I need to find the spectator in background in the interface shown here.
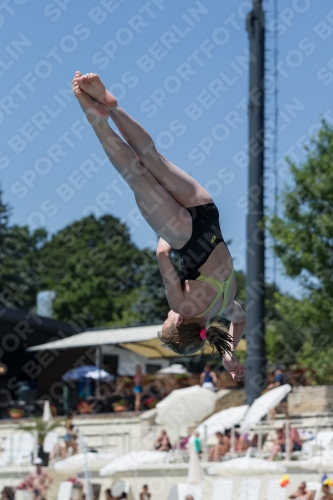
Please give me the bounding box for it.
[139,485,151,500]
[286,424,303,455]
[1,488,14,500]
[105,489,127,500]
[18,458,53,500]
[268,428,286,461]
[105,490,113,500]
[61,411,78,458]
[185,497,194,500]
[153,430,172,451]
[268,367,290,419]
[208,431,231,462]
[200,364,217,390]
[288,481,312,500]
[268,424,302,461]
[159,432,172,452]
[322,484,333,500]
[153,430,165,450]
[134,365,144,412]
[62,423,78,458]
[233,426,250,452]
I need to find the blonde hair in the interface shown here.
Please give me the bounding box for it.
[158,322,233,358]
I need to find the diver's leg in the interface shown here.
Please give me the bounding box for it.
[76,72,212,207]
[73,78,192,248]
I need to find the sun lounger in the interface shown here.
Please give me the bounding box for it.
[0,433,34,466]
[211,479,233,500]
[239,479,261,500]
[266,479,286,500]
[306,482,322,500]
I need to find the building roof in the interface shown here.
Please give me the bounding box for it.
[0,307,82,336]
[28,324,163,351]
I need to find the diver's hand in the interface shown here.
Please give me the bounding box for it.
[222,354,245,382]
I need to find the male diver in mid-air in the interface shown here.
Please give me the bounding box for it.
[72,72,246,381]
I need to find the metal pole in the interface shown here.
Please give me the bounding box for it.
[128,431,131,454]
[96,346,101,400]
[245,0,267,405]
[258,422,262,457]
[203,425,208,462]
[83,438,92,500]
[285,420,290,460]
[231,426,235,455]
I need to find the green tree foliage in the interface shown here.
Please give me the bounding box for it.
[132,261,169,323]
[0,189,47,309]
[266,122,333,384]
[36,215,155,327]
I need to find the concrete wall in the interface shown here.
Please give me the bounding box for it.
[288,385,333,415]
[213,385,333,416]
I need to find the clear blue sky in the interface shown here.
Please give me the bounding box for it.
[2,0,333,294]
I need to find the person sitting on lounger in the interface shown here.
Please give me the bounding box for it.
[208,431,231,462]
[289,482,313,500]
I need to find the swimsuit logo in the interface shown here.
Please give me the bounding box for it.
[211,235,216,243]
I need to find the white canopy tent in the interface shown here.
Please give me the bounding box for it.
[28,324,164,353]
[27,324,244,359]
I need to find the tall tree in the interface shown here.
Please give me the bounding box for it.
[37,215,154,327]
[266,122,333,384]
[0,189,47,310]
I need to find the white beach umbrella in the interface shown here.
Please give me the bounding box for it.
[208,457,287,476]
[140,408,157,421]
[301,451,333,472]
[195,405,249,438]
[156,385,216,427]
[42,400,52,423]
[100,451,168,476]
[187,441,204,485]
[54,453,117,475]
[158,364,190,375]
[240,385,292,432]
[84,369,114,381]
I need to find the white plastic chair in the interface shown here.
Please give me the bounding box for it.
[266,480,286,500]
[43,431,59,453]
[315,431,333,449]
[212,479,233,500]
[303,431,333,458]
[178,483,203,500]
[112,481,130,497]
[15,433,35,465]
[0,433,34,466]
[306,482,322,500]
[56,482,72,500]
[239,479,261,500]
[14,491,33,500]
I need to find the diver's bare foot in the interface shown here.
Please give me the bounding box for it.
[72,71,109,125]
[76,72,118,110]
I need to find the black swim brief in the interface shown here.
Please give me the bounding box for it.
[173,203,225,285]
